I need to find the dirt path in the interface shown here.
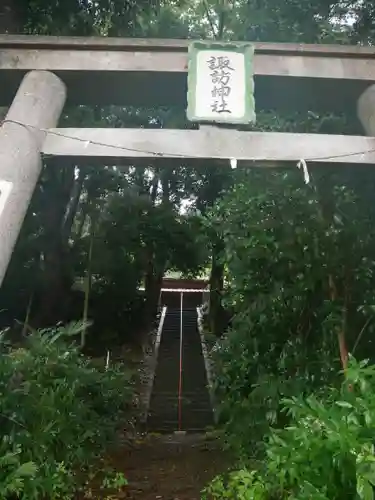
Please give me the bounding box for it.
[111,433,229,499]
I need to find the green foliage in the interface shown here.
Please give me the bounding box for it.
[209,166,375,458]
[0,323,133,499]
[3,0,159,36]
[204,358,375,500]
[3,6,375,500]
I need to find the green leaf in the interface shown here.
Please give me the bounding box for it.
[15,462,38,478]
[335,401,353,408]
[357,476,374,500]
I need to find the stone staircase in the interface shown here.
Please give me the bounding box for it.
[147,307,213,433]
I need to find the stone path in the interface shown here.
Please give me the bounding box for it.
[110,433,229,500]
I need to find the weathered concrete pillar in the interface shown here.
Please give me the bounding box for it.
[0,70,66,286]
[358,84,375,136]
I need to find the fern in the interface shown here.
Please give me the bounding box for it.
[0,323,132,498]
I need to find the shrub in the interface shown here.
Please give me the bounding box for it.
[204,357,375,500]
[0,322,133,499]
[211,317,338,460]
[210,169,375,461]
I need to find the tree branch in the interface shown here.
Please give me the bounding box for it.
[352,316,372,355]
[202,0,218,38]
[217,0,226,39]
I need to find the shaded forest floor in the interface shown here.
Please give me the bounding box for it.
[106,433,229,499]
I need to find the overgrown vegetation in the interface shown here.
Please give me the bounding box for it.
[209,165,375,454]
[0,322,132,498]
[205,358,375,500]
[2,0,375,498]
[204,122,375,497]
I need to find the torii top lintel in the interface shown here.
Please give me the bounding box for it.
[0,35,374,113]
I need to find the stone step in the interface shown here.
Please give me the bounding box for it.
[151,381,209,391]
[147,308,213,432]
[151,385,210,396]
[147,419,212,433]
[148,391,211,400]
[149,391,211,398]
[147,413,213,432]
[149,409,212,418]
[149,399,212,410]
[149,410,212,419]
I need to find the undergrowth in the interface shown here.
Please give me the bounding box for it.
[204,357,375,500]
[0,322,133,499]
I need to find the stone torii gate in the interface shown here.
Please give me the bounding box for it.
[1,35,375,285]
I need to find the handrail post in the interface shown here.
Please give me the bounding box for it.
[178,290,184,431]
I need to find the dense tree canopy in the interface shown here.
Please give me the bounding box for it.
[0,0,374,342]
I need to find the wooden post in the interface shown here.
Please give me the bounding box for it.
[0,70,66,286]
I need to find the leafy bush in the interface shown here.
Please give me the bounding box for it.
[211,319,338,460]
[205,358,375,500]
[209,168,375,459]
[0,322,133,499]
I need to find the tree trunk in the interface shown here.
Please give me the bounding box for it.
[34,166,76,325]
[82,216,96,348]
[315,169,349,373]
[143,265,163,327]
[142,168,168,328]
[62,167,85,244]
[209,236,225,336]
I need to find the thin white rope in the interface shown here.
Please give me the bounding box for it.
[297,158,310,184]
[2,119,375,164]
[230,158,237,169]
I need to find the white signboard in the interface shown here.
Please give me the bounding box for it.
[187,42,255,125]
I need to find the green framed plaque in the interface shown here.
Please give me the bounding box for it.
[186,41,255,125]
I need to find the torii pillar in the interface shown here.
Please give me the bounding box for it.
[0,70,66,286]
[358,84,375,136]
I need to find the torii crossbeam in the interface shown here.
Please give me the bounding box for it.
[1,35,375,285]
